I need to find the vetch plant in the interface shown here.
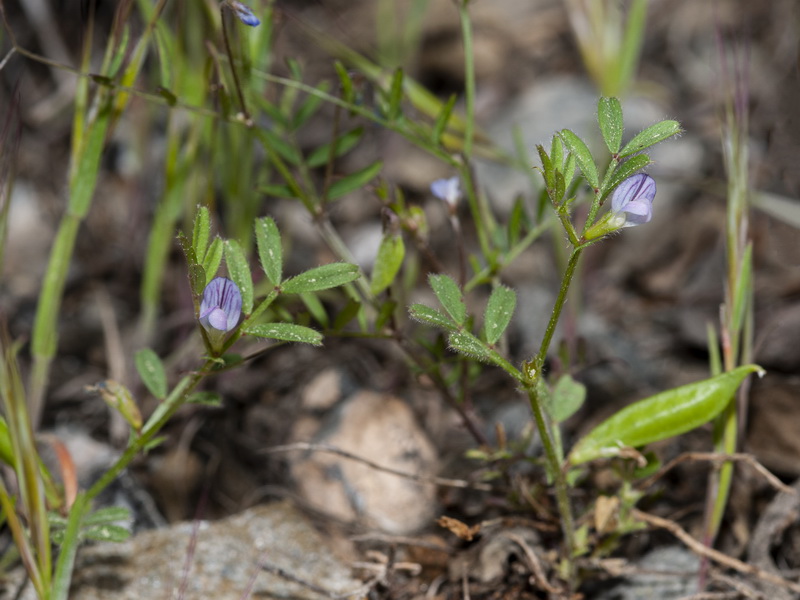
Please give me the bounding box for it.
[410,96,759,589]
[0,0,775,594]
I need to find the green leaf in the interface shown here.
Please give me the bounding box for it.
[189,264,206,297]
[507,197,527,247]
[244,322,323,346]
[600,154,652,200]
[408,303,457,331]
[306,127,364,168]
[300,292,329,328]
[549,375,587,423]
[568,365,764,465]
[84,506,131,526]
[483,285,516,345]
[559,129,599,189]
[731,243,753,337]
[192,206,211,263]
[387,67,404,121]
[255,217,282,286]
[333,299,362,332]
[0,417,14,467]
[260,128,302,166]
[224,240,254,315]
[83,524,131,543]
[177,231,196,266]
[550,134,565,171]
[619,119,682,158]
[536,144,555,192]
[334,60,354,104]
[375,299,397,331]
[202,237,224,282]
[597,97,624,154]
[258,183,296,198]
[292,81,329,129]
[281,263,360,294]
[563,153,577,190]
[134,348,167,399]
[370,233,405,295]
[431,94,457,144]
[186,391,224,406]
[429,274,466,326]
[448,331,492,362]
[327,161,383,200]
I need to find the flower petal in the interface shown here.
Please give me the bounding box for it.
[611,173,656,213]
[430,177,461,206]
[207,308,229,331]
[199,277,242,333]
[230,1,260,26]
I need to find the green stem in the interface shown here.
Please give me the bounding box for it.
[457,2,475,158]
[522,247,583,586]
[85,360,213,501]
[527,384,576,579]
[535,248,583,371]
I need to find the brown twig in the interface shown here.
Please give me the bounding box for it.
[637,452,794,495]
[632,509,800,595]
[263,442,492,491]
[503,531,562,595]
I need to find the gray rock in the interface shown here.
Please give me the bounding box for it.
[62,501,360,600]
[594,546,699,600]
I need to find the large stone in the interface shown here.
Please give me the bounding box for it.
[53,501,359,600]
[290,390,439,534]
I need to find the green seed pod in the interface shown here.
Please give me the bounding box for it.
[569,364,763,465]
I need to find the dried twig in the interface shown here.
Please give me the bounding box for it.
[633,509,800,594]
[503,531,562,595]
[263,442,493,491]
[638,452,794,495]
[708,567,764,599]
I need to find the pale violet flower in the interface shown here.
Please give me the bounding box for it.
[430,177,461,209]
[200,277,242,333]
[228,1,260,26]
[609,173,656,228]
[583,173,657,241]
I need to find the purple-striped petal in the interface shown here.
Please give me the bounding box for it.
[611,173,656,227]
[200,277,242,332]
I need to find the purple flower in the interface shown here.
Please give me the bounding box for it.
[610,173,656,228]
[199,277,242,333]
[430,177,461,209]
[228,1,260,27]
